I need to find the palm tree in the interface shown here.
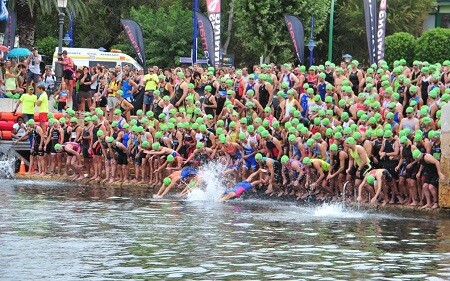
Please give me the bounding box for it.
[9,0,88,48]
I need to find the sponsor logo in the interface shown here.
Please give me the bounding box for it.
[197,19,210,60]
[287,21,299,55]
[209,13,220,64]
[377,0,387,61]
[367,0,377,63]
[124,25,144,65]
[207,0,221,13]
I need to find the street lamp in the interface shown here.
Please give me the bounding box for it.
[342,54,352,63]
[306,39,316,67]
[63,33,72,46]
[55,0,68,89]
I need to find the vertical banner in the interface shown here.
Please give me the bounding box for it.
[0,0,8,21]
[284,14,305,64]
[363,0,378,64]
[206,0,221,65]
[195,12,215,66]
[3,9,16,49]
[377,0,387,62]
[120,19,147,70]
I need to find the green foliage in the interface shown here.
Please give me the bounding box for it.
[233,0,331,65]
[384,32,416,66]
[9,0,89,19]
[333,0,435,65]
[35,36,58,62]
[129,1,193,66]
[110,43,134,56]
[415,28,450,64]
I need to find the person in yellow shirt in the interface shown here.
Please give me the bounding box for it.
[143,67,159,113]
[13,86,37,122]
[36,84,49,133]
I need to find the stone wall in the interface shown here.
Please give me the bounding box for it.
[440,103,450,208]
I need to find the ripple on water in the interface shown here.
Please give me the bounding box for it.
[1,179,450,280]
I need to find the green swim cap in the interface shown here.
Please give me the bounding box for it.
[412,149,422,159]
[106,136,114,143]
[281,155,289,164]
[54,143,62,151]
[96,130,104,137]
[141,141,150,148]
[330,143,338,151]
[366,175,375,185]
[302,157,311,165]
[163,177,172,186]
[345,137,355,145]
[152,142,161,150]
[255,153,263,161]
[288,134,297,142]
[167,154,175,162]
[196,142,204,149]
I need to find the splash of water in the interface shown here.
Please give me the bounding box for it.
[186,161,227,202]
[0,154,16,179]
[311,202,366,219]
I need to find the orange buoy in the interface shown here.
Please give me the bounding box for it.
[0,121,13,131]
[53,112,63,119]
[1,112,22,122]
[1,130,12,140]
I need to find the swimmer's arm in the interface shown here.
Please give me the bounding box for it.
[314,162,325,184]
[155,161,168,172]
[358,146,368,167]
[184,150,197,163]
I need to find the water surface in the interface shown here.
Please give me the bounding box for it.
[1,180,449,280]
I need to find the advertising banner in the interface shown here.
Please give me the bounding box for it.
[120,19,147,70]
[284,14,305,64]
[206,0,221,65]
[196,12,216,66]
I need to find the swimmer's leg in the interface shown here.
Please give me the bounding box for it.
[220,192,236,202]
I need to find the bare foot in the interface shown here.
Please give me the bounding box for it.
[382,201,388,207]
[431,203,438,209]
[153,194,162,199]
[277,191,284,197]
[409,201,418,206]
[75,175,85,181]
[420,204,431,209]
[265,189,273,194]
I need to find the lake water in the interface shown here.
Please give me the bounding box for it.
[0,179,449,280]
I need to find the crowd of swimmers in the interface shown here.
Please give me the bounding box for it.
[12,58,450,208]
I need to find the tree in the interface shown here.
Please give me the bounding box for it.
[35,36,58,63]
[332,0,435,65]
[9,0,88,48]
[233,0,331,65]
[128,1,193,66]
[415,28,450,64]
[384,32,416,66]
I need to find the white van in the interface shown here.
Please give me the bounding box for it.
[52,47,143,70]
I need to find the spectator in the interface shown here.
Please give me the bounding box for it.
[143,67,158,113]
[25,47,42,93]
[12,116,26,141]
[13,86,37,122]
[36,84,49,132]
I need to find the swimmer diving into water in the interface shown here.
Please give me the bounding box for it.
[220,170,263,202]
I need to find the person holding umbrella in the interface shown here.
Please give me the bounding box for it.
[25,47,42,93]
